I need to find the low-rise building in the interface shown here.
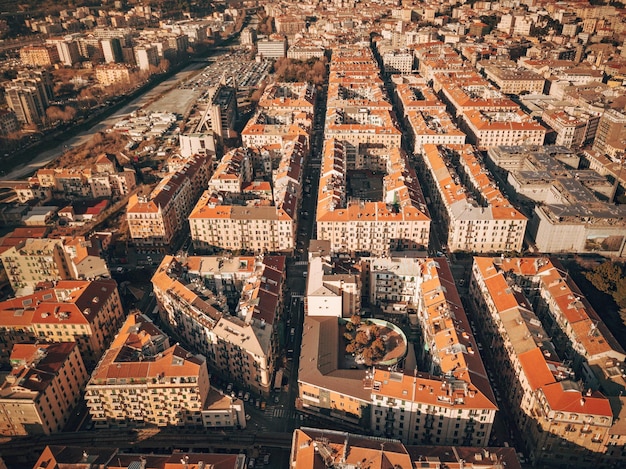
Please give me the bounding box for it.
[305,256,360,318]
[0,342,88,436]
[486,145,626,257]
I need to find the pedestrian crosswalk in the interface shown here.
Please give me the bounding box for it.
[265,406,294,419]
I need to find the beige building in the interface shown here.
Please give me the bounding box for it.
[127,154,211,252]
[95,64,132,87]
[258,82,316,114]
[34,159,136,200]
[406,109,466,153]
[152,255,286,396]
[542,109,590,148]
[19,45,60,66]
[0,342,88,436]
[324,108,402,150]
[195,83,238,142]
[85,312,245,429]
[419,144,527,253]
[391,74,446,120]
[0,238,73,294]
[298,257,497,446]
[316,140,430,255]
[189,137,306,254]
[592,109,626,159]
[482,62,545,95]
[435,71,519,118]
[0,279,124,368]
[470,257,626,468]
[460,108,546,150]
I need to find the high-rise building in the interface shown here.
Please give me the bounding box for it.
[6,84,47,125]
[134,45,159,71]
[101,37,123,63]
[593,109,626,158]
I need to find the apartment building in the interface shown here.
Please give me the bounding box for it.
[207,147,253,195]
[391,75,446,120]
[189,135,306,254]
[178,133,216,158]
[486,145,626,257]
[324,108,402,151]
[542,109,590,148]
[460,109,546,150]
[19,45,60,66]
[363,256,422,315]
[0,342,88,436]
[470,257,626,468]
[406,109,466,153]
[95,64,131,86]
[195,83,238,141]
[134,45,159,71]
[413,42,465,81]
[0,238,73,294]
[481,62,545,95]
[316,140,430,255]
[298,257,496,446]
[85,312,245,429]
[33,448,245,469]
[34,163,136,200]
[258,82,316,114]
[0,279,124,368]
[419,144,526,253]
[435,71,518,118]
[152,255,285,395]
[274,16,306,36]
[382,49,414,75]
[127,154,211,252]
[290,428,522,469]
[0,109,19,136]
[241,109,311,148]
[326,81,391,112]
[592,109,626,159]
[287,42,325,60]
[5,83,47,126]
[189,196,296,253]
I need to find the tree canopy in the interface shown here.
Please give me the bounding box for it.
[585,261,626,309]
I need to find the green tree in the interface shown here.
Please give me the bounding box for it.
[585,261,623,293]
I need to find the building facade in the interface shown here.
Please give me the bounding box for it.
[0,342,88,436]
